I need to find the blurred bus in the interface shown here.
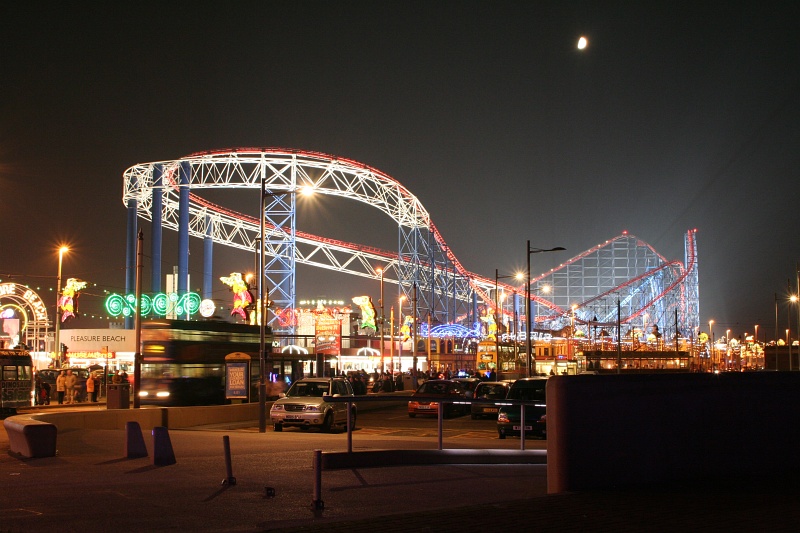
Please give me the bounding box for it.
[139,320,271,406]
[0,348,34,413]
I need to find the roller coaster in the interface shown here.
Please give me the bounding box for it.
[122,148,699,341]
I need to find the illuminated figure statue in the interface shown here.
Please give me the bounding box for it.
[59,278,87,323]
[480,309,497,341]
[351,296,377,331]
[219,272,253,322]
[400,315,415,342]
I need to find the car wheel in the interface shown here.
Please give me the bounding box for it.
[273,423,283,432]
[322,412,334,433]
[498,430,506,439]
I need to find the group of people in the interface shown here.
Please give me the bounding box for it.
[51,369,100,404]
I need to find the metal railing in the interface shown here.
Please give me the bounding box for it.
[324,393,545,452]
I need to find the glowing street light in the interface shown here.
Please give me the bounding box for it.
[708,319,714,371]
[258,180,315,433]
[54,246,69,366]
[525,242,566,377]
[494,269,518,379]
[376,267,385,372]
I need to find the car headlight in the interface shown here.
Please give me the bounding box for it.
[304,405,321,412]
[271,404,284,411]
[156,391,170,398]
[138,391,149,397]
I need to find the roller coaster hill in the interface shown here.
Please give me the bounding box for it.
[122,148,701,372]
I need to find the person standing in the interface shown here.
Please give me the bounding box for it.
[86,372,97,402]
[56,370,66,404]
[64,369,77,404]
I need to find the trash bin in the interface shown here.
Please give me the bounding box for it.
[107,383,130,409]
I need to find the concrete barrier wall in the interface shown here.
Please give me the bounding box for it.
[32,403,261,431]
[546,372,800,493]
[27,393,400,433]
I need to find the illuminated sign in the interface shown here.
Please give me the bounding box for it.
[199,299,216,318]
[60,329,136,352]
[315,311,341,354]
[0,283,48,323]
[104,292,201,318]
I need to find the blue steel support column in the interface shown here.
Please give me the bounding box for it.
[125,196,138,329]
[178,161,191,294]
[471,290,478,331]
[203,214,213,300]
[151,165,163,293]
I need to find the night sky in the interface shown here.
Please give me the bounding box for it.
[2,2,799,340]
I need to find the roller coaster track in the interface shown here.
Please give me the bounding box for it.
[123,148,698,338]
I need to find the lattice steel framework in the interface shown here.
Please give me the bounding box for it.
[122,148,699,338]
[527,230,699,341]
[123,148,487,330]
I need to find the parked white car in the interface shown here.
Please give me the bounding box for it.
[270,377,357,432]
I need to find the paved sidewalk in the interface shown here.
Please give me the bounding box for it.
[2,409,799,532]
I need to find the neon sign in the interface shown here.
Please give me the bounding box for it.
[104,292,201,318]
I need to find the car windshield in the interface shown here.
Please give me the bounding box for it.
[287,381,329,397]
[507,384,545,402]
[476,384,508,399]
[418,381,454,394]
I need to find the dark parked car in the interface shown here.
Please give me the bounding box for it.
[408,379,469,418]
[497,377,547,439]
[451,377,481,398]
[470,381,513,419]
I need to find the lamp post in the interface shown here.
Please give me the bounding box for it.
[526,243,565,377]
[398,295,406,370]
[377,267,385,373]
[791,294,798,371]
[726,329,731,371]
[257,181,314,432]
[708,319,714,372]
[494,269,518,378]
[54,246,68,367]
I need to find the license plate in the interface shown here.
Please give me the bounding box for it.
[482,407,498,413]
[418,405,433,409]
[513,425,532,431]
[285,415,302,420]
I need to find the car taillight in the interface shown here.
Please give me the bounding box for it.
[498,412,509,423]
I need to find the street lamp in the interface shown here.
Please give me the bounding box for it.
[708,319,714,371]
[258,180,315,433]
[525,242,565,377]
[726,329,731,371]
[398,295,406,364]
[494,269,518,378]
[377,267,385,372]
[791,295,798,371]
[54,246,68,367]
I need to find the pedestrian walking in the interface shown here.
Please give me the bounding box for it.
[86,372,98,402]
[40,378,51,405]
[65,369,77,404]
[56,370,66,404]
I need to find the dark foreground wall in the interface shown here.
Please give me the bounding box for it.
[547,372,800,493]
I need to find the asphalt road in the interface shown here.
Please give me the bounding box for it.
[0,404,547,532]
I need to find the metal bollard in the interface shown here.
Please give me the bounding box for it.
[222,435,236,485]
[312,449,324,511]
